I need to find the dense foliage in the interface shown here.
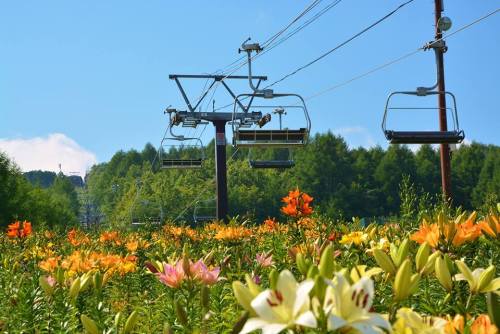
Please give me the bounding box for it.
[0,151,80,228]
[84,133,500,226]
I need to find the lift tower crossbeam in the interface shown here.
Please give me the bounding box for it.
[168,74,267,222]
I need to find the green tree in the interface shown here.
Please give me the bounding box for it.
[451,143,487,209]
[375,145,416,215]
[472,147,500,208]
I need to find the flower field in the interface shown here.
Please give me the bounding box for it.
[1,190,500,333]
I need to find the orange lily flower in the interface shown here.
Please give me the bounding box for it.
[479,214,500,238]
[410,221,439,248]
[471,315,498,334]
[6,220,32,238]
[452,218,482,246]
[281,188,314,217]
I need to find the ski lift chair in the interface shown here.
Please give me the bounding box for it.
[382,91,465,144]
[232,95,310,169]
[233,38,311,169]
[193,198,216,224]
[131,199,164,226]
[160,131,205,169]
[232,98,310,147]
[381,38,465,145]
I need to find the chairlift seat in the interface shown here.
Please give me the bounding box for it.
[249,160,295,169]
[384,130,464,144]
[161,159,203,169]
[234,128,307,147]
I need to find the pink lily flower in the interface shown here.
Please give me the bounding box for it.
[156,260,185,288]
[256,252,274,268]
[190,259,221,285]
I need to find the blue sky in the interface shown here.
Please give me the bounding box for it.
[1,1,498,175]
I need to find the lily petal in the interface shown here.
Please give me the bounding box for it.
[327,313,348,331]
[295,311,317,328]
[276,270,298,313]
[293,280,314,316]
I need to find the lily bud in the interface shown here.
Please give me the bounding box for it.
[313,274,327,302]
[81,314,99,334]
[79,272,92,293]
[203,250,215,265]
[477,265,496,293]
[244,274,261,296]
[390,243,398,266]
[422,251,441,276]
[444,254,454,275]
[296,253,308,275]
[56,267,65,285]
[182,243,190,258]
[416,242,430,273]
[269,269,279,290]
[39,276,54,296]
[395,239,410,268]
[123,310,139,334]
[368,225,377,240]
[373,249,396,275]
[454,212,467,225]
[409,274,420,295]
[319,245,335,279]
[175,299,189,326]
[69,277,81,302]
[93,271,103,293]
[394,259,412,301]
[232,281,255,315]
[437,211,446,231]
[201,285,210,309]
[114,311,123,329]
[487,292,500,328]
[182,257,191,277]
[307,265,319,279]
[435,256,453,291]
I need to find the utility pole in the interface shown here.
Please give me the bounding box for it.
[434,0,452,201]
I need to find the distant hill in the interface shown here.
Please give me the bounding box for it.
[24,170,84,188]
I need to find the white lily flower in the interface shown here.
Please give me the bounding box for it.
[455,261,500,294]
[322,273,391,334]
[240,270,317,334]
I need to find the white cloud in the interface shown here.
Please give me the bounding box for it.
[332,126,376,148]
[0,133,97,177]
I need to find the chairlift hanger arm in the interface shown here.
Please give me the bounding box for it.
[239,39,274,97]
[417,39,447,95]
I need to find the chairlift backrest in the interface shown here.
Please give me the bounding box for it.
[382,91,464,145]
[193,198,216,223]
[232,93,311,148]
[160,136,205,169]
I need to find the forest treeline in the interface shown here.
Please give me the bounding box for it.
[1,132,498,228]
[84,132,499,226]
[0,152,80,228]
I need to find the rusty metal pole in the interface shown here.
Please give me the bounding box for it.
[434,0,452,201]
